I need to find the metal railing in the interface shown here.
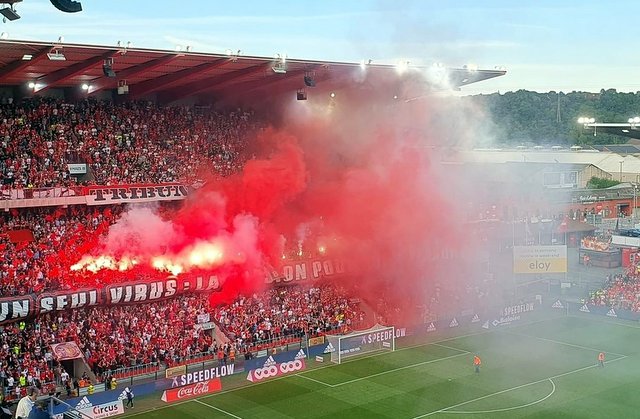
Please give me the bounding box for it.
[103,362,160,381]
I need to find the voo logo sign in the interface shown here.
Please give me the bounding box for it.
[247,359,306,382]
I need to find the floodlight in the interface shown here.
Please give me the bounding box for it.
[396,61,409,74]
[272,63,286,74]
[578,117,594,124]
[0,32,8,40]
[47,51,66,61]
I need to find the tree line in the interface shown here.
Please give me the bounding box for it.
[465,89,640,146]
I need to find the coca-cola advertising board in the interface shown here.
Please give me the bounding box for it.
[160,378,222,403]
[246,359,306,383]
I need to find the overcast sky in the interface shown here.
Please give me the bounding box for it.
[3,0,638,94]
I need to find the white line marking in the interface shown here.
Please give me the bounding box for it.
[332,352,470,388]
[569,314,640,330]
[194,399,243,419]
[295,374,332,387]
[413,356,627,418]
[445,378,556,414]
[503,331,628,358]
[430,343,469,353]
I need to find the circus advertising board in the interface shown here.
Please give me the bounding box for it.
[513,245,567,274]
[78,400,125,419]
[246,359,306,382]
[265,259,346,284]
[0,274,220,325]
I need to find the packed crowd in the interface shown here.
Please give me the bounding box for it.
[590,273,640,312]
[214,283,366,352]
[0,294,219,396]
[0,98,257,188]
[0,282,367,399]
[0,205,125,295]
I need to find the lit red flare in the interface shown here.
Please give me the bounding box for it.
[70,240,230,276]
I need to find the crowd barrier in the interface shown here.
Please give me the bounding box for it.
[108,362,161,381]
[550,298,640,321]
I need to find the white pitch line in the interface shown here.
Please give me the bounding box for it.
[194,399,243,419]
[445,378,556,414]
[504,331,628,358]
[295,374,333,387]
[332,352,469,388]
[430,343,470,354]
[413,356,627,418]
[569,314,640,330]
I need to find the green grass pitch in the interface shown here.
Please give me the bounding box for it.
[122,314,640,418]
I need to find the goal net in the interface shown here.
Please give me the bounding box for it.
[326,324,395,364]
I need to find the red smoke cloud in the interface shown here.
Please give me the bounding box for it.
[74,90,476,322]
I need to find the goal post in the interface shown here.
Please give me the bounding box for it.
[326,324,395,364]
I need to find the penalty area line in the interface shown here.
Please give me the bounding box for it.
[295,374,333,387]
[501,331,628,358]
[333,352,469,388]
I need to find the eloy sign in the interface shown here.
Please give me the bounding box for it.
[513,245,567,274]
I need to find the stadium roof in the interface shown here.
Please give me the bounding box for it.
[0,39,506,103]
[455,149,640,176]
[581,123,640,140]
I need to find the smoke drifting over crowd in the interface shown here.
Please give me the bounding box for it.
[72,81,479,321]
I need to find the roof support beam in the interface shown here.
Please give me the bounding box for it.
[129,59,228,99]
[88,54,179,95]
[0,48,50,83]
[34,50,117,93]
[160,64,269,103]
[215,65,324,97]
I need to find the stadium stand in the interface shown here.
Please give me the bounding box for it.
[0,99,375,404]
[0,98,256,189]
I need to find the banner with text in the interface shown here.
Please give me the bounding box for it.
[85,184,188,206]
[0,274,220,325]
[67,163,87,175]
[265,259,347,284]
[513,245,567,274]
